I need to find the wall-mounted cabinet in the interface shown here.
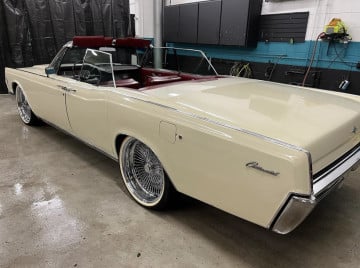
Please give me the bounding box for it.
[198,0,221,45]
[219,0,263,46]
[219,0,249,46]
[164,5,180,42]
[163,0,263,47]
[179,3,199,43]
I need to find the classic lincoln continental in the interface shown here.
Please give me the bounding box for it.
[5,36,360,234]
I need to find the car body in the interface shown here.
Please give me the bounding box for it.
[5,36,360,234]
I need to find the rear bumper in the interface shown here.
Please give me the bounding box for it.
[271,145,360,234]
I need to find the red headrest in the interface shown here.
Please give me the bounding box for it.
[73,36,113,48]
[73,36,151,49]
[115,38,151,48]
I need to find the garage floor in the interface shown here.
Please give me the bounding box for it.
[1,94,360,268]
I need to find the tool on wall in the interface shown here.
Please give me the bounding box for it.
[322,18,354,91]
[339,79,350,91]
[339,69,352,91]
[322,18,352,55]
[230,62,253,78]
[265,55,285,81]
[324,18,347,37]
[302,18,353,88]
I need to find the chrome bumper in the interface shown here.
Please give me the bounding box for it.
[271,145,360,234]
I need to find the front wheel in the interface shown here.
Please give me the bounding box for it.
[15,86,40,125]
[119,137,174,210]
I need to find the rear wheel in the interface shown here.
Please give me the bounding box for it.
[15,85,40,125]
[119,137,173,210]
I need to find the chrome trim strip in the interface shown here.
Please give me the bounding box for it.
[313,146,360,197]
[121,94,310,152]
[17,69,48,78]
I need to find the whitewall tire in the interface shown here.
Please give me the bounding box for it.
[119,137,173,210]
[15,86,40,125]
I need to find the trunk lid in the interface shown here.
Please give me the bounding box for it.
[147,78,360,173]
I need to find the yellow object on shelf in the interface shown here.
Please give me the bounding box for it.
[324,18,347,35]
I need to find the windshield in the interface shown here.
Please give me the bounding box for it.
[142,47,218,76]
[79,49,114,86]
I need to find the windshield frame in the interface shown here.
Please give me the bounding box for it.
[142,46,219,76]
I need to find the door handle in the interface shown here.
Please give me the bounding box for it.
[57,85,68,91]
[57,85,76,93]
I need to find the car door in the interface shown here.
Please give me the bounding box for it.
[65,49,114,153]
[25,47,71,131]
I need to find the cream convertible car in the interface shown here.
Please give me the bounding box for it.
[5,36,360,234]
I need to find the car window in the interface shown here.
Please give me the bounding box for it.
[56,48,87,77]
[61,48,87,65]
[49,47,67,73]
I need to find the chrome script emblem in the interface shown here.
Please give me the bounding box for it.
[352,127,358,134]
[246,162,280,176]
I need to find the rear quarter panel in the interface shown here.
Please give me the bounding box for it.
[106,89,312,228]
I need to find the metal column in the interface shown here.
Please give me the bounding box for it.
[154,0,163,69]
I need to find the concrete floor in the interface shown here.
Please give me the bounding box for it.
[0,94,360,268]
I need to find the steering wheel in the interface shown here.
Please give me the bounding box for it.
[79,65,102,85]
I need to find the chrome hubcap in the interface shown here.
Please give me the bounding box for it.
[16,87,31,124]
[121,138,165,205]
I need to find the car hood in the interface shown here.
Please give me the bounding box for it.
[146,77,360,173]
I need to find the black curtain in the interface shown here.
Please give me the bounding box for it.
[0,0,131,93]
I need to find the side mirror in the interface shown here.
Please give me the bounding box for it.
[45,67,55,77]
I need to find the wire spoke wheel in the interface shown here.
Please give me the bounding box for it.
[120,137,166,207]
[16,86,32,124]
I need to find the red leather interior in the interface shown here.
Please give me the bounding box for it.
[102,79,140,89]
[115,79,140,89]
[140,68,217,88]
[145,75,181,86]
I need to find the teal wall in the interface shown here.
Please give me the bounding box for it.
[167,41,360,72]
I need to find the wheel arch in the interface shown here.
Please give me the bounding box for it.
[11,80,24,95]
[11,82,18,94]
[114,132,179,192]
[12,81,33,109]
[12,81,25,96]
[115,134,128,156]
